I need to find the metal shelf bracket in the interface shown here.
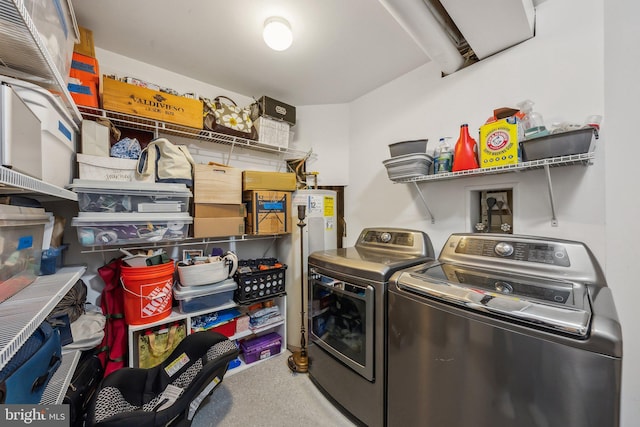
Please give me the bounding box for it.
[412,181,435,224]
[544,164,558,227]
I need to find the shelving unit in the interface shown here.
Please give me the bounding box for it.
[79,107,311,161]
[127,296,287,375]
[391,152,595,225]
[0,0,82,124]
[0,266,86,403]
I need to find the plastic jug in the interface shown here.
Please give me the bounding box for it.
[452,124,479,171]
[434,138,453,174]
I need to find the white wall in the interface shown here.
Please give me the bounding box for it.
[347,0,605,254]
[604,0,640,425]
[293,104,350,186]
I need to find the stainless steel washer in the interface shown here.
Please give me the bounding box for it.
[388,233,623,427]
[308,228,435,427]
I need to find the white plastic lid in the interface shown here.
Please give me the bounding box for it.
[68,179,192,196]
[173,278,238,300]
[71,212,193,226]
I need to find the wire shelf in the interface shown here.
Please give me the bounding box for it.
[0,0,82,123]
[40,350,80,404]
[0,166,78,200]
[0,266,86,371]
[390,152,595,183]
[79,107,312,160]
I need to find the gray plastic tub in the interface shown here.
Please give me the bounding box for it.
[383,153,433,181]
[520,128,597,161]
[388,139,428,157]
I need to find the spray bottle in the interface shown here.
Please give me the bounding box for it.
[433,137,453,174]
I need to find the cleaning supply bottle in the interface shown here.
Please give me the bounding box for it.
[434,137,453,174]
[452,124,479,171]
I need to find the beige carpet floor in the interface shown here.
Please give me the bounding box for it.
[192,351,357,426]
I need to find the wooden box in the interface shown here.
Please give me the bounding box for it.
[193,164,242,204]
[102,77,203,129]
[242,170,297,191]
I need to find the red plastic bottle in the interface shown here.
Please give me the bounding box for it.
[452,124,479,171]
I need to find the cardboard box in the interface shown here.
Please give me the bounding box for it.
[194,204,246,218]
[479,118,519,168]
[194,217,245,238]
[102,77,203,129]
[68,80,98,108]
[74,26,96,58]
[244,190,292,234]
[81,120,110,157]
[243,170,297,191]
[194,163,242,204]
[70,52,99,85]
[256,96,296,125]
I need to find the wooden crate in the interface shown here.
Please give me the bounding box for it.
[193,163,242,204]
[102,77,203,129]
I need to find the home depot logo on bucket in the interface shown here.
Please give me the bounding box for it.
[139,280,173,318]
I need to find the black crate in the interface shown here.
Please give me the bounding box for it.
[233,258,287,304]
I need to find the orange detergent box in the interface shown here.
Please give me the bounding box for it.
[479,118,520,167]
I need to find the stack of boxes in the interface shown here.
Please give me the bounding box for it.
[68,26,99,108]
[193,163,245,238]
[242,170,297,234]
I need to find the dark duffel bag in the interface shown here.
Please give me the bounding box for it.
[0,321,62,404]
[64,354,104,427]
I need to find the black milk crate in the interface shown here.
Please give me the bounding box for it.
[233,258,287,304]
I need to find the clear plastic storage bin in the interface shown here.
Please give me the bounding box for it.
[173,279,238,314]
[68,179,192,213]
[71,212,192,246]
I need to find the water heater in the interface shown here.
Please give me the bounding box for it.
[278,189,337,350]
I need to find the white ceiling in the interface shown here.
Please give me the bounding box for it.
[70,0,430,106]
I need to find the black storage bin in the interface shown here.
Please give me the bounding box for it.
[233,258,287,304]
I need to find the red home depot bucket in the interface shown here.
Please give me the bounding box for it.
[121,261,175,325]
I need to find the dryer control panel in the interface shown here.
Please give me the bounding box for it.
[455,237,570,267]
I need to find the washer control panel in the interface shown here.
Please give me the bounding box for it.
[455,237,570,267]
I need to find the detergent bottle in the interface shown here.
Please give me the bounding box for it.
[452,124,479,172]
[433,137,453,174]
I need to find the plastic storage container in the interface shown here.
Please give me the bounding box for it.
[388,139,428,157]
[240,332,282,364]
[382,153,433,181]
[233,259,287,304]
[71,212,192,246]
[76,153,153,182]
[68,179,192,213]
[0,206,49,294]
[520,128,597,161]
[1,75,79,188]
[173,279,238,314]
[23,0,80,82]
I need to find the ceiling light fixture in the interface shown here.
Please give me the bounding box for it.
[263,17,293,51]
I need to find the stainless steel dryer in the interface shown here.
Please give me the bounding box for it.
[308,228,435,427]
[388,233,623,427]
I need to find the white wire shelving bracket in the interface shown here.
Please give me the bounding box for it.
[392,152,595,225]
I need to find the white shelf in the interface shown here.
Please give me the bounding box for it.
[40,350,80,404]
[393,152,595,226]
[80,233,284,254]
[0,266,86,371]
[80,107,311,159]
[390,152,595,183]
[0,0,82,123]
[0,166,78,201]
